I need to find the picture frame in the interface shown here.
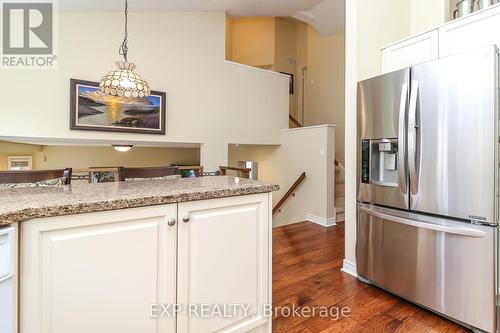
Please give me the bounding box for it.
[280,72,294,95]
[70,79,166,134]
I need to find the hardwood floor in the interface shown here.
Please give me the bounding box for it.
[272,222,470,333]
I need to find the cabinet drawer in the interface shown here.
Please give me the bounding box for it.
[356,205,495,332]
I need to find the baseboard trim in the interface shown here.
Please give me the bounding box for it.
[341,259,357,278]
[305,213,336,227]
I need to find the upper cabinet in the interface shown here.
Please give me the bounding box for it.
[439,5,500,57]
[381,4,500,72]
[382,30,439,74]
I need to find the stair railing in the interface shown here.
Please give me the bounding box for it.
[273,172,306,215]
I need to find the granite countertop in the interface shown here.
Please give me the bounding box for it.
[0,176,279,226]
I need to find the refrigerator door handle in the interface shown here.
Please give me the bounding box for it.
[408,80,419,195]
[397,83,408,195]
[359,206,486,238]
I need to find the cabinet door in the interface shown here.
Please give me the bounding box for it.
[0,224,18,333]
[439,6,500,57]
[177,193,271,333]
[381,30,439,73]
[21,205,177,333]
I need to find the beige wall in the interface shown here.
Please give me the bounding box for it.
[295,22,309,122]
[0,12,289,172]
[274,18,301,118]
[409,0,446,35]
[225,17,233,60]
[0,142,43,170]
[227,17,346,164]
[0,142,199,171]
[305,27,345,165]
[33,146,199,170]
[228,125,336,227]
[228,17,276,67]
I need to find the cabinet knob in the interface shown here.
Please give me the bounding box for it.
[167,218,176,226]
[182,216,190,223]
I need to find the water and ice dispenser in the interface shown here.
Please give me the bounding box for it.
[361,139,399,187]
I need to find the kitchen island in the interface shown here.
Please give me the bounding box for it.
[0,176,278,333]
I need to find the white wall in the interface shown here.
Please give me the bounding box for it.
[409,0,446,35]
[0,12,288,171]
[344,0,415,274]
[344,0,358,272]
[228,125,336,227]
[357,0,410,80]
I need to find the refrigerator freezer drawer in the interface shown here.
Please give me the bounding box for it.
[356,204,496,332]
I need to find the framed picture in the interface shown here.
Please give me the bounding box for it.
[280,72,294,95]
[70,79,166,134]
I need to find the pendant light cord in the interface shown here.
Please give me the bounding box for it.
[118,0,129,62]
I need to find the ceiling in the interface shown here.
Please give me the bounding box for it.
[57,0,345,35]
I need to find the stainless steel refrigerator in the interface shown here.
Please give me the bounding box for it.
[356,46,499,333]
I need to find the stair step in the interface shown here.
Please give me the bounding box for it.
[335,179,344,184]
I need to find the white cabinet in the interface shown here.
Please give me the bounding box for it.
[20,194,272,333]
[0,224,18,333]
[381,30,439,73]
[177,193,271,333]
[382,4,500,71]
[21,205,178,333]
[439,5,500,57]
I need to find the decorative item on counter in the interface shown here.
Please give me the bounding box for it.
[454,0,475,19]
[477,0,498,10]
[98,0,150,98]
[454,0,499,19]
[70,79,166,134]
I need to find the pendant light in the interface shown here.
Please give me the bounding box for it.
[99,0,150,98]
[112,145,133,152]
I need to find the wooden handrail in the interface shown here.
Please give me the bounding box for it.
[273,172,306,215]
[289,114,303,128]
[219,166,252,179]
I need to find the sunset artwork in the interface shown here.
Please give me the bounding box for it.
[70,79,166,134]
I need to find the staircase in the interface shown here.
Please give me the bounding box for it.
[335,163,345,223]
